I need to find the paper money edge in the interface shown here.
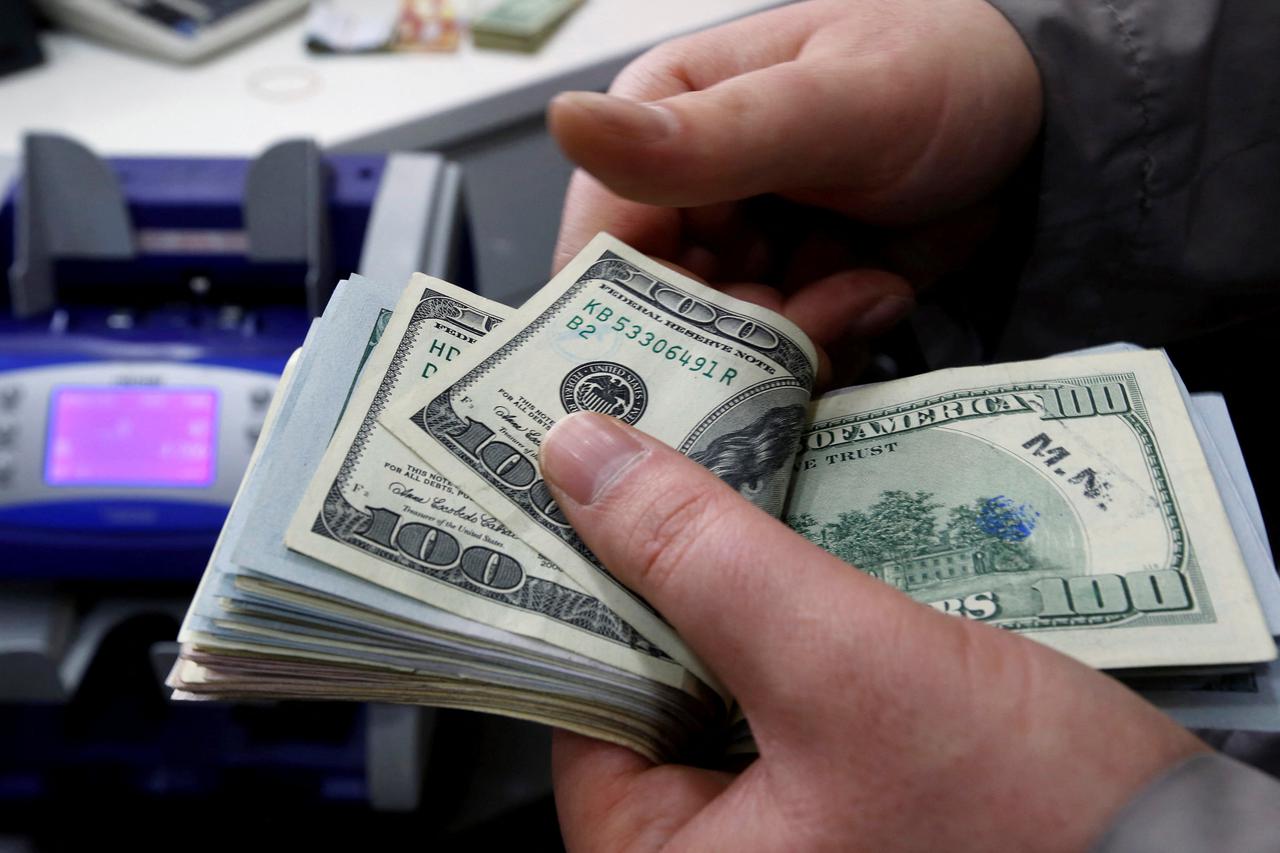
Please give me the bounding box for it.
[284,274,704,694]
[801,349,1276,669]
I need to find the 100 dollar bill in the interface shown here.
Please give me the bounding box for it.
[380,234,819,689]
[283,276,710,695]
[787,350,1276,669]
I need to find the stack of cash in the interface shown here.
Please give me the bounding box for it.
[171,234,1280,762]
[470,0,583,52]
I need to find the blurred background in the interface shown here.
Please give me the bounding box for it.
[0,1,787,848]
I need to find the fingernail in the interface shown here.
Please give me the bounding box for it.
[551,91,675,142]
[541,412,647,505]
[848,294,914,338]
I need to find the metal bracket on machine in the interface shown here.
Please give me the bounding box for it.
[357,152,465,287]
[244,138,334,317]
[9,133,136,318]
[366,703,436,812]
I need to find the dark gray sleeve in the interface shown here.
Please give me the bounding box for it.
[1092,753,1280,853]
[979,0,1280,359]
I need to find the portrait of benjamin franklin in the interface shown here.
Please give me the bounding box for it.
[689,404,807,515]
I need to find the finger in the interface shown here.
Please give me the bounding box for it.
[547,39,943,213]
[781,268,915,347]
[553,170,680,273]
[546,3,840,207]
[823,340,869,392]
[538,412,909,721]
[713,283,839,388]
[605,2,818,103]
[553,728,650,833]
[705,280,845,388]
[553,729,731,852]
[719,271,914,392]
[553,730,652,853]
[547,63,886,209]
[878,201,1002,290]
[717,282,783,315]
[549,1,818,273]
[553,176,766,281]
[649,256,710,285]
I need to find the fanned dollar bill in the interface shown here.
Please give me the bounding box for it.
[284,274,704,696]
[786,350,1276,669]
[173,274,720,761]
[380,233,817,686]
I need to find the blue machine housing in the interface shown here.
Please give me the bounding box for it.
[0,136,465,813]
[0,144,391,582]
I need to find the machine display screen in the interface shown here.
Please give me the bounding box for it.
[44,387,218,488]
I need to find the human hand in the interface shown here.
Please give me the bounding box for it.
[549,0,1044,384]
[539,412,1207,852]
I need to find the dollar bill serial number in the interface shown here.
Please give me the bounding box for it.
[565,301,739,386]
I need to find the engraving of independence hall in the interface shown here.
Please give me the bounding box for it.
[790,490,1042,594]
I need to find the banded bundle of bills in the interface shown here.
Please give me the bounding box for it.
[172,234,1280,761]
[471,0,583,52]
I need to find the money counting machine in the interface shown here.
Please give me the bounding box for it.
[0,134,463,812]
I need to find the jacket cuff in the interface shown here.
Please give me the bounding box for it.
[1093,753,1280,853]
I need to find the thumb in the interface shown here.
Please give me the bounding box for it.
[538,411,912,722]
[548,56,920,212]
[548,0,1042,221]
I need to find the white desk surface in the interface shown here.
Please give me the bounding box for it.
[0,1,787,157]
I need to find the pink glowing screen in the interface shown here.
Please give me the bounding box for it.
[45,387,218,487]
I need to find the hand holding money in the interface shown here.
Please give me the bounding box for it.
[542,411,1208,852]
[161,0,1280,839]
[172,233,1279,768]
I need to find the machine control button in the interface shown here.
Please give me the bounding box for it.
[0,387,19,411]
[246,423,262,444]
[0,423,15,447]
[0,452,13,487]
[249,387,273,410]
